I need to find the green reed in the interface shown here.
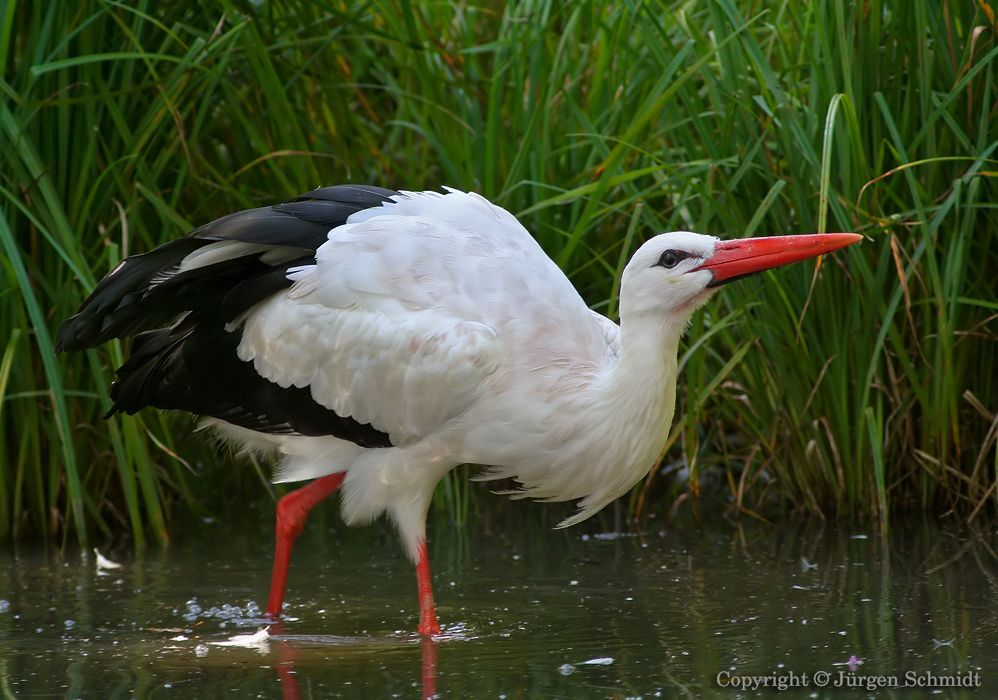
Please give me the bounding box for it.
[1,0,995,545]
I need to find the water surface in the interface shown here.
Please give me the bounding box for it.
[0,502,994,698]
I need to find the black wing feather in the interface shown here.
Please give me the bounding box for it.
[109,321,392,447]
[55,185,397,352]
[57,185,398,447]
[55,238,210,352]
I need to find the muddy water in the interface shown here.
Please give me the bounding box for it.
[0,501,994,698]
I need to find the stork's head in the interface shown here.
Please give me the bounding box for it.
[619,231,861,322]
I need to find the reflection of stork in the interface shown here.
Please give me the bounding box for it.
[57,185,860,636]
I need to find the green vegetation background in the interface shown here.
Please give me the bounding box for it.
[1,0,996,548]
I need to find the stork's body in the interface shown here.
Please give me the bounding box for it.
[57,186,859,636]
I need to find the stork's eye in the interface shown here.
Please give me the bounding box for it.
[656,250,686,269]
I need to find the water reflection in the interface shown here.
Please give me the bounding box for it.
[0,504,994,698]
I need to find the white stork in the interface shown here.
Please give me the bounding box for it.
[57,186,860,635]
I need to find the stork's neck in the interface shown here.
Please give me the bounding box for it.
[468,311,689,529]
[592,314,686,462]
[607,315,685,404]
[535,313,685,527]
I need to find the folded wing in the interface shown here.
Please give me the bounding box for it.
[55,186,403,446]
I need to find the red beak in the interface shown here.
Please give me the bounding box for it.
[700,233,862,287]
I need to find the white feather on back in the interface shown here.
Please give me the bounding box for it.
[589,310,622,359]
[237,301,499,444]
[234,190,603,446]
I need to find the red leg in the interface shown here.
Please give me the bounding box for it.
[415,538,441,636]
[266,473,346,618]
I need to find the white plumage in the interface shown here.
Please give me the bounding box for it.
[58,185,859,635]
[221,190,639,545]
